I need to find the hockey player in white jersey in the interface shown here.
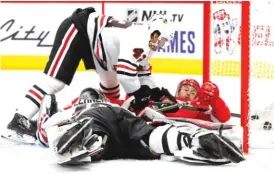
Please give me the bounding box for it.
[3,7,176,143]
[36,88,244,165]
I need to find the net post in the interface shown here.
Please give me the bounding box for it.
[203,1,211,83]
[241,0,251,154]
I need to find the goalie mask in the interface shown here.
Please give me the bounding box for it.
[148,14,175,50]
[79,87,108,103]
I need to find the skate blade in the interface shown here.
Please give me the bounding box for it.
[1,130,36,145]
[1,135,22,145]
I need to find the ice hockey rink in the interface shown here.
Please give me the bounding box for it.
[1,70,274,173]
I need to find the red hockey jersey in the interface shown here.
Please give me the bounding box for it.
[164,97,231,123]
[63,94,230,123]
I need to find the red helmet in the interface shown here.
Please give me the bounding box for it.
[176,79,200,95]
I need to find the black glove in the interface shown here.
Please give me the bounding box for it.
[150,87,177,103]
[160,87,177,103]
[150,87,178,113]
[150,87,164,101]
[128,85,151,110]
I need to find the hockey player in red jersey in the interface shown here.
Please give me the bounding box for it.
[164,79,231,123]
[3,7,176,143]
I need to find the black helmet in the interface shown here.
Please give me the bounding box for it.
[79,87,108,103]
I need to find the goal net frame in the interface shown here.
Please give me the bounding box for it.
[201,1,250,154]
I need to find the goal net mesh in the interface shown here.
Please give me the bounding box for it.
[209,1,274,150]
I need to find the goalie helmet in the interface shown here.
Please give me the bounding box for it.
[79,87,108,103]
[147,14,175,49]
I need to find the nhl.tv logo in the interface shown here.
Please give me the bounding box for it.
[126,8,183,23]
[126,8,139,22]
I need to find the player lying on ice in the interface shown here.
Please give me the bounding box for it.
[96,78,231,123]
[162,79,231,123]
[61,79,231,126]
[36,88,244,165]
[59,78,231,125]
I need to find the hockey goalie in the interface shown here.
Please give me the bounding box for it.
[35,88,244,165]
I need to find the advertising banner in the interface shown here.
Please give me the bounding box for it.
[105,2,203,59]
[0,3,102,55]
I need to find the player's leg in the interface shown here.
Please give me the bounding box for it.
[36,94,59,147]
[148,123,245,164]
[5,18,85,143]
[94,59,120,99]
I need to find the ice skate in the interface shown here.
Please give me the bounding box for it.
[2,113,37,144]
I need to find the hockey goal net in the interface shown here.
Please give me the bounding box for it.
[204,1,274,153]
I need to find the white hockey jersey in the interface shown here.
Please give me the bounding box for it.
[87,13,157,94]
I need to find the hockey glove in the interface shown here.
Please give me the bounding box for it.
[150,87,178,113]
[198,81,220,105]
[151,87,177,103]
[129,85,151,110]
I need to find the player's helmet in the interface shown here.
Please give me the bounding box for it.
[176,79,201,96]
[147,14,175,49]
[79,87,108,103]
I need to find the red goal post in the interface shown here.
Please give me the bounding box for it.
[202,1,250,154]
[206,1,274,154]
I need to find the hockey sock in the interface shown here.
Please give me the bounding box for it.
[16,74,65,119]
[99,83,120,98]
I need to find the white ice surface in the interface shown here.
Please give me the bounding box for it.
[1,70,274,174]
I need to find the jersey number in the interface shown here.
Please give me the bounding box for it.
[133,48,146,61]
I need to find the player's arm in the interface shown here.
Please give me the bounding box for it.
[116,56,150,110]
[137,57,177,104]
[205,97,231,123]
[163,99,205,119]
[116,57,140,93]
[198,81,231,123]
[138,64,157,89]
[116,43,162,110]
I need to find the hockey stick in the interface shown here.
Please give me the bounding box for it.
[149,101,243,118]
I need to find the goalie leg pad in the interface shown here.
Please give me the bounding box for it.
[148,122,245,165]
[56,118,93,154]
[149,124,184,155]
